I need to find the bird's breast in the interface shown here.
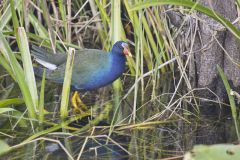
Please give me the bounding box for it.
[71,55,126,91]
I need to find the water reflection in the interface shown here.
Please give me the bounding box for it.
[43,133,130,160]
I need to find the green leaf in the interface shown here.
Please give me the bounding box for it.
[60,48,75,119]
[17,27,39,111]
[39,69,46,124]
[0,108,16,114]
[217,65,240,141]
[29,13,48,38]
[0,32,36,119]
[185,144,240,160]
[10,0,19,34]
[0,54,16,80]
[0,140,10,156]
[0,98,24,108]
[58,0,67,38]
[40,0,56,52]
[111,0,123,122]
[0,0,21,31]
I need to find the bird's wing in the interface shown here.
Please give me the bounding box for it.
[73,49,109,71]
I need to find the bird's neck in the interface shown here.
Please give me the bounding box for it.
[109,52,126,76]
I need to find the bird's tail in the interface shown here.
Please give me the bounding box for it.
[33,67,52,78]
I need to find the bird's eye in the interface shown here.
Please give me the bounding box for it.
[121,42,128,48]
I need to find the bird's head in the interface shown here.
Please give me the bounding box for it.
[111,41,132,57]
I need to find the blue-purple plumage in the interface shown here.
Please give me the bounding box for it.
[31,41,131,91]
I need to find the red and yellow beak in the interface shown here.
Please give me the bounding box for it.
[122,43,132,57]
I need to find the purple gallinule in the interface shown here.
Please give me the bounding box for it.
[31,41,132,114]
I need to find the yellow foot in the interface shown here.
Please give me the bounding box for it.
[71,91,89,116]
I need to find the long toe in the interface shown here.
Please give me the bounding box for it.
[71,91,90,116]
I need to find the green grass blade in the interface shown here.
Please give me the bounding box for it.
[0,107,17,113]
[130,0,240,40]
[236,0,240,8]
[58,0,67,38]
[0,0,21,31]
[17,27,39,111]
[124,0,153,70]
[23,114,86,142]
[95,0,110,28]
[91,0,109,48]
[0,140,10,156]
[111,0,123,122]
[111,0,121,43]
[217,65,240,141]
[60,48,75,120]
[29,13,48,38]
[0,54,16,80]
[0,32,36,119]
[10,0,19,34]
[39,69,46,124]
[142,14,163,67]
[40,0,56,52]
[0,98,24,107]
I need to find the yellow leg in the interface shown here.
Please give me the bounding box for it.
[71,91,89,115]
